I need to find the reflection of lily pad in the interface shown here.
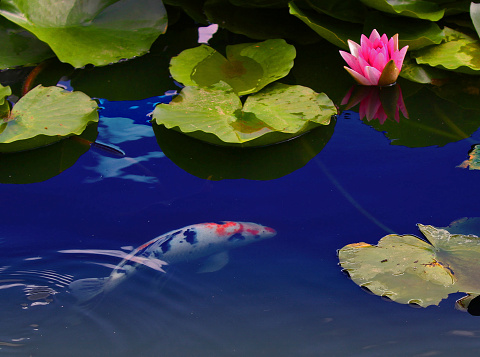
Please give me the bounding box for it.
[152,82,335,147]
[363,82,480,147]
[0,123,98,184]
[0,85,99,152]
[169,39,296,95]
[0,0,168,68]
[152,118,336,180]
[339,224,480,308]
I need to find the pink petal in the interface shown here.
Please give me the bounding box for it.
[360,34,372,49]
[364,66,382,85]
[347,40,361,57]
[369,29,380,43]
[339,51,363,74]
[373,52,386,72]
[392,45,408,71]
[341,86,355,106]
[380,34,389,45]
[344,66,371,86]
[392,34,399,52]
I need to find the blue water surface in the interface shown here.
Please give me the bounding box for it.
[1,96,480,356]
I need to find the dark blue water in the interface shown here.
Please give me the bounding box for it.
[1,96,480,356]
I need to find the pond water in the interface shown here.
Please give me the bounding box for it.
[1,88,480,357]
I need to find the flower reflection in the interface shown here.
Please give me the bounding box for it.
[341,84,408,124]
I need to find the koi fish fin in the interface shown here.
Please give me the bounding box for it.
[197,251,229,273]
[69,277,108,303]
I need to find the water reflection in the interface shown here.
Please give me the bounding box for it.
[341,84,408,124]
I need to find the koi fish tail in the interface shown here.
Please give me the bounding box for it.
[69,277,108,303]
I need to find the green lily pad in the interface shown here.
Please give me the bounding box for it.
[363,12,445,51]
[458,144,480,170]
[0,85,99,152]
[0,84,12,105]
[289,2,359,50]
[0,0,168,68]
[0,122,98,184]
[471,2,480,40]
[359,0,445,21]
[399,57,452,84]
[152,82,335,147]
[204,0,318,44]
[170,39,296,95]
[0,16,55,69]
[306,0,368,24]
[412,27,480,75]
[339,224,480,307]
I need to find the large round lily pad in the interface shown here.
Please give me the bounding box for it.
[169,39,296,95]
[339,224,480,308]
[151,82,336,147]
[0,0,168,68]
[0,85,99,152]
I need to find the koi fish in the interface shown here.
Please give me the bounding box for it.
[69,221,276,303]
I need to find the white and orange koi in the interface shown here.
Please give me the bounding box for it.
[69,221,276,302]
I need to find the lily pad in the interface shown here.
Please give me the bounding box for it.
[152,82,335,147]
[0,16,55,69]
[306,0,367,24]
[169,39,296,95]
[339,224,480,307]
[412,27,480,75]
[0,0,168,68]
[458,144,480,170]
[359,0,445,21]
[0,85,99,152]
[0,84,12,105]
[289,2,359,50]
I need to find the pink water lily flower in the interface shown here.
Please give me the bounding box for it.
[340,30,408,86]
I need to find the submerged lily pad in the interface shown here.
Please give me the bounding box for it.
[169,39,296,95]
[0,85,99,152]
[0,0,168,68]
[339,224,480,308]
[152,82,335,147]
[412,27,480,74]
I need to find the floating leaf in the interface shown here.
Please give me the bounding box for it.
[305,0,368,24]
[204,0,317,43]
[0,0,168,68]
[458,144,480,170]
[0,84,12,106]
[152,82,335,147]
[0,16,54,69]
[359,0,445,21]
[339,224,480,308]
[0,85,99,152]
[412,27,480,74]
[363,12,445,51]
[471,2,480,40]
[170,39,296,95]
[399,57,451,84]
[289,2,359,50]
